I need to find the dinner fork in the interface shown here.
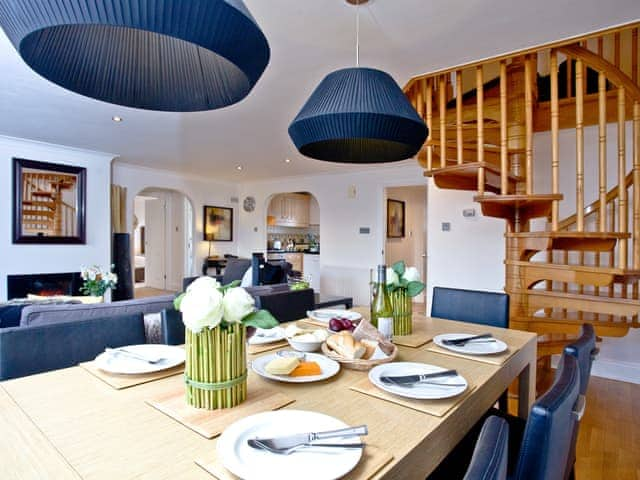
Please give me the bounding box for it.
[247,439,365,455]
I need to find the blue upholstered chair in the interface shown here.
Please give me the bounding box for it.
[255,288,315,323]
[512,353,581,480]
[431,286,510,411]
[161,308,185,345]
[0,313,146,381]
[463,416,509,480]
[431,287,510,328]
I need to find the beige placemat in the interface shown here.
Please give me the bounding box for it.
[349,376,476,418]
[392,320,434,348]
[297,318,329,328]
[195,443,393,480]
[426,343,516,365]
[146,386,295,439]
[79,361,184,390]
[247,340,288,355]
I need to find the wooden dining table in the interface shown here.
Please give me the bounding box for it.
[0,313,536,480]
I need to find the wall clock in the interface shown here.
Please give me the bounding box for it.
[243,196,256,212]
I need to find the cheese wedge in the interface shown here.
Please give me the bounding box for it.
[264,356,300,375]
[289,361,322,377]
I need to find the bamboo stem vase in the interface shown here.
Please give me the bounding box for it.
[391,289,413,335]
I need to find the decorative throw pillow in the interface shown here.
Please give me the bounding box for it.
[144,313,162,344]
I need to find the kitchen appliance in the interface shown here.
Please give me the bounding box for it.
[273,240,282,250]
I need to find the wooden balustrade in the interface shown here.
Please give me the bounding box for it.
[551,50,560,231]
[439,75,446,168]
[477,65,485,194]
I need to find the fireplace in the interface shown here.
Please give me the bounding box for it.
[7,272,83,300]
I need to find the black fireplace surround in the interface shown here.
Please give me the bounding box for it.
[7,272,83,300]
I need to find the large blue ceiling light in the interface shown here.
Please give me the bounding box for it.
[288,0,427,164]
[0,0,270,112]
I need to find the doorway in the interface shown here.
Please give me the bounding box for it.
[384,185,427,305]
[133,188,194,296]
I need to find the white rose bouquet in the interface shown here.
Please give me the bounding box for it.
[386,261,425,297]
[80,265,118,297]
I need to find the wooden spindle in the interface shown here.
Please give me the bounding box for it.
[633,101,639,270]
[500,61,508,195]
[456,70,463,165]
[614,32,621,68]
[426,79,433,171]
[632,28,638,84]
[416,79,424,120]
[439,75,446,168]
[524,55,533,195]
[551,50,560,231]
[618,87,628,269]
[477,66,485,194]
[598,72,607,233]
[576,58,585,231]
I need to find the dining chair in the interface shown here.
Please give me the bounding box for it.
[0,313,146,381]
[431,286,510,411]
[161,308,185,345]
[255,288,315,323]
[463,416,509,480]
[557,323,598,480]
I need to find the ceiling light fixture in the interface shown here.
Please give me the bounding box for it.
[236,166,243,171]
[288,0,427,163]
[285,158,292,163]
[0,0,270,112]
[112,116,123,123]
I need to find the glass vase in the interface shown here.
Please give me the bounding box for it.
[184,323,247,410]
[390,288,413,335]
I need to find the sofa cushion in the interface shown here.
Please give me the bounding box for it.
[20,295,175,327]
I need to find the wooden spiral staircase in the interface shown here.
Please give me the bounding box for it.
[22,172,77,237]
[404,23,640,362]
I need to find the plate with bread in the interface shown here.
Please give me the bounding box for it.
[252,352,340,383]
[321,320,397,371]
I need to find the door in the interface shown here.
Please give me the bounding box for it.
[145,198,166,289]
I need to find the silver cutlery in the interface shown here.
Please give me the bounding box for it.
[388,380,467,388]
[247,439,365,455]
[442,334,495,346]
[250,425,367,451]
[379,370,458,385]
[105,347,165,364]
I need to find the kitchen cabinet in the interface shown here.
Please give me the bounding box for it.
[283,252,303,273]
[303,254,320,291]
[267,194,310,227]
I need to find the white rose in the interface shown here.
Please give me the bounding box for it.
[402,267,421,283]
[386,267,399,286]
[179,281,224,333]
[186,276,221,293]
[88,269,97,281]
[223,287,256,324]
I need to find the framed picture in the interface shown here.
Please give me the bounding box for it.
[13,158,86,244]
[387,199,405,238]
[203,206,233,242]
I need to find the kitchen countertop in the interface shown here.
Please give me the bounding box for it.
[267,249,320,255]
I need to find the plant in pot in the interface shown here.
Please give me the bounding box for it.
[386,261,425,336]
[174,277,278,409]
[80,265,118,301]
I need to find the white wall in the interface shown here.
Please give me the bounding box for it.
[112,162,240,278]
[0,135,115,301]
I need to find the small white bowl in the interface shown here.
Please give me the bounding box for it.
[287,337,323,353]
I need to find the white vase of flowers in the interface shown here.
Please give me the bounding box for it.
[80,265,118,300]
[386,261,426,335]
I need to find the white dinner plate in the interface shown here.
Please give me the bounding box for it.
[306,309,362,324]
[434,333,508,356]
[94,344,185,375]
[248,327,286,345]
[217,410,363,480]
[369,362,468,400]
[251,352,340,383]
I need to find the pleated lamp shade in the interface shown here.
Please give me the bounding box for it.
[288,67,428,163]
[0,0,270,112]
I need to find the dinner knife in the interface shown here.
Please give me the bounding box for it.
[105,347,164,364]
[251,425,368,450]
[379,369,459,385]
[442,334,494,346]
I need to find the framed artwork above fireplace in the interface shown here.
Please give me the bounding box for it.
[12,158,87,244]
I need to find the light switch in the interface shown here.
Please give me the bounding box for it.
[442,222,451,232]
[348,185,357,199]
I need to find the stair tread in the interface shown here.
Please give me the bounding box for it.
[507,231,631,239]
[511,287,640,304]
[22,209,55,218]
[474,193,563,205]
[426,161,520,178]
[506,260,637,275]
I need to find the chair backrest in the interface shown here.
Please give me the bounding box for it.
[0,313,146,381]
[222,258,252,285]
[161,308,185,345]
[251,253,291,286]
[256,288,315,323]
[562,323,597,396]
[514,354,581,480]
[431,287,509,328]
[463,416,509,480]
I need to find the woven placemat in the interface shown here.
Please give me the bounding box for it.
[349,376,476,418]
[426,343,516,365]
[79,361,184,390]
[146,385,294,439]
[247,340,288,355]
[195,443,393,480]
[392,320,434,348]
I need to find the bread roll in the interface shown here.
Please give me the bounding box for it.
[360,339,378,360]
[327,332,366,360]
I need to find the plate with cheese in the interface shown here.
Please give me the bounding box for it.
[251,352,340,383]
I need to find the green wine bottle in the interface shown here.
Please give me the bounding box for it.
[370,265,393,339]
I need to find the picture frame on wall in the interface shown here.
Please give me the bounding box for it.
[203,205,233,242]
[12,158,87,244]
[387,199,405,238]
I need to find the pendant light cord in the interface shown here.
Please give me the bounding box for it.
[355,1,360,66]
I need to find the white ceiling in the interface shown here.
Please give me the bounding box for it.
[1,0,639,181]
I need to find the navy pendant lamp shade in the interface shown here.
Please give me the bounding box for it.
[288,67,428,163]
[0,0,270,112]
